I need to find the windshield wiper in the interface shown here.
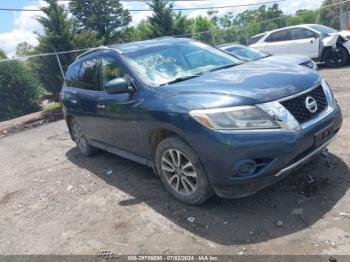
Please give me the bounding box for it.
[209,63,239,72]
[160,75,200,86]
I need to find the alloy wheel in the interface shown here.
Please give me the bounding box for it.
[72,121,87,153]
[161,149,198,196]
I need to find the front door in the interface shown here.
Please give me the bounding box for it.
[289,28,320,59]
[96,55,144,155]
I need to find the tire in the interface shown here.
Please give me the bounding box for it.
[155,136,213,205]
[70,118,98,157]
[323,46,348,68]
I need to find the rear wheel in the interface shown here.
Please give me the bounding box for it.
[155,136,213,205]
[323,46,348,68]
[71,118,98,156]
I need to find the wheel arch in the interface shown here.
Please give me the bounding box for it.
[65,114,75,141]
[148,128,190,174]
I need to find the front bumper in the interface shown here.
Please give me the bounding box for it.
[191,104,343,198]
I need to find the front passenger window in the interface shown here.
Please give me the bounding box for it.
[266,30,291,42]
[100,56,126,89]
[291,28,317,40]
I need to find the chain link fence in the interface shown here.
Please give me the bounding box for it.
[0,50,85,122]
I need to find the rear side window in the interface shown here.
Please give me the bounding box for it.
[65,63,80,87]
[290,28,316,40]
[77,57,100,91]
[100,56,126,89]
[250,34,266,44]
[266,30,291,42]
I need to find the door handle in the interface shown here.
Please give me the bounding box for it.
[70,99,78,104]
[310,39,314,43]
[96,104,105,109]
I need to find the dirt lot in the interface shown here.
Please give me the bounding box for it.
[1,66,350,256]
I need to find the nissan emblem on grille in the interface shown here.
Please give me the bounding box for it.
[305,96,318,113]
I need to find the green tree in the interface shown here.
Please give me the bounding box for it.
[0,49,6,59]
[35,0,76,96]
[0,58,40,121]
[69,0,131,43]
[146,0,190,37]
[318,0,350,29]
[190,16,216,44]
[16,42,34,57]
[35,0,102,96]
[148,0,175,37]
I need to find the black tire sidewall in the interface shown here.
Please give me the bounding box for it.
[155,136,213,205]
[70,118,97,157]
[324,46,348,68]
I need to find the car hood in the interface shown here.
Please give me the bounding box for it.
[330,30,350,38]
[156,61,321,109]
[261,54,310,65]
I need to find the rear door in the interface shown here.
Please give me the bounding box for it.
[74,56,105,142]
[259,29,291,55]
[289,27,320,58]
[62,62,81,116]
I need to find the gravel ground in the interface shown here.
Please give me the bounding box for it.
[0,66,350,256]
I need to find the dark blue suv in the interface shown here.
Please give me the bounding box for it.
[61,37,342,205]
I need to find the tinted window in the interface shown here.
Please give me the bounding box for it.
[291,28,316,40]
[65,62,80,87]
[100,56,126,89]
[250,34,266,44]
[77,57,100,91]
[266,30,291,42]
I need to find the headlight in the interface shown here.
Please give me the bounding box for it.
[189,106,279,130]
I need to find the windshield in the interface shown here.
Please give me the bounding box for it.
[124,41,241,86]
[309,25,338,34]
[225,46,268,61]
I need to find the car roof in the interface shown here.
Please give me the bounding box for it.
[110,37,192,54]
[250,24,321,38]
[74,37,193,62]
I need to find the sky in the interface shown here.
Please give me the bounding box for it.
[0,0,324,57]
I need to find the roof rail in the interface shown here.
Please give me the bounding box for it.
[75,46,110,61]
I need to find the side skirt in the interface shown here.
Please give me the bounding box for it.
[89,140,154,168]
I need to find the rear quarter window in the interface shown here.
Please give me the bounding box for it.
[65,62,81,87]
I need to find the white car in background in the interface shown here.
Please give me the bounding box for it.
[219,44,318,70]
[250,24,350,67]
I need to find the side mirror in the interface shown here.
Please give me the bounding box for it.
[104,78,133,94]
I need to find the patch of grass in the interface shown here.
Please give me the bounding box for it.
[43,102,61,112]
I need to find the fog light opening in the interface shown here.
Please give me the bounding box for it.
[235,160,257,177]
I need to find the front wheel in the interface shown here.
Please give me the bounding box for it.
[71,118,98,157]
[155,136,213,205]
[323,46,348,68]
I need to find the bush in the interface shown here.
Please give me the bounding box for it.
[0,60,40,122]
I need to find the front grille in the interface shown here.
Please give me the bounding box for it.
[300,60,315,69]
[280,85,328,124]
